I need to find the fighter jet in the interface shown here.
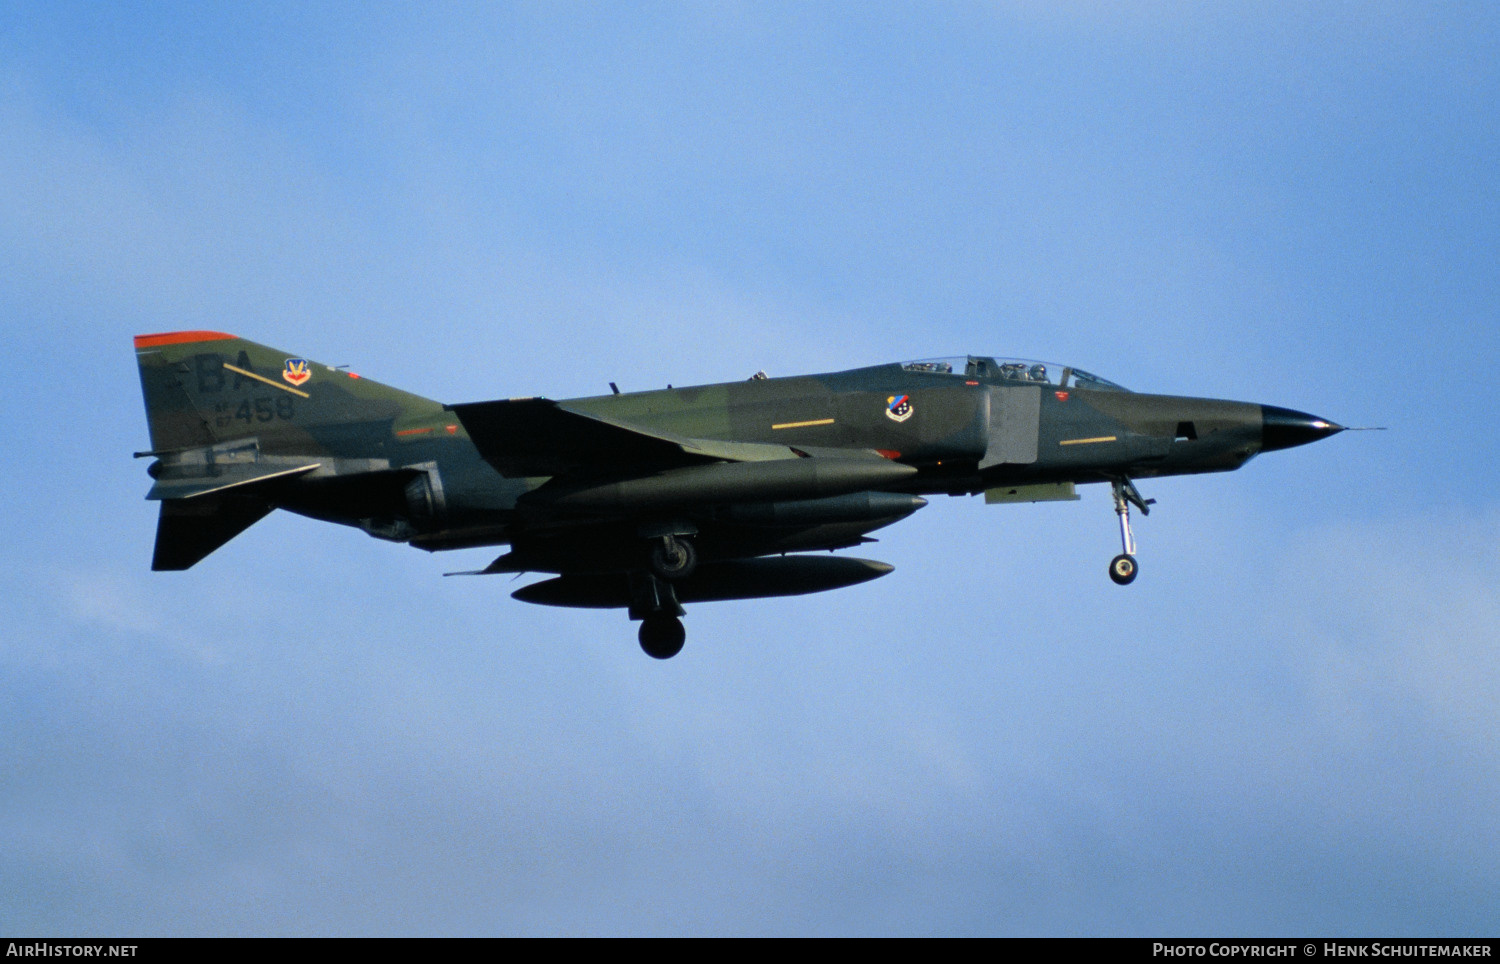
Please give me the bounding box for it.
[134,332,1348,658]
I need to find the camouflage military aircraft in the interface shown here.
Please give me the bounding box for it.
[134,331,1347,658]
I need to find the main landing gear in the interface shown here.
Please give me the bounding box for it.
[639,613,686,660]
[1108,477,1155,586]
[631,529,698,658]
[648,534,698,580]
[629,569,689,659]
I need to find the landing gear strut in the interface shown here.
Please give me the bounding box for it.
[1108,477,1155,586]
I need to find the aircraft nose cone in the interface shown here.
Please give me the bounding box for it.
[1260,405,1345,452]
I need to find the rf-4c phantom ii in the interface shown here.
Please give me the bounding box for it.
[134,332,1350,659]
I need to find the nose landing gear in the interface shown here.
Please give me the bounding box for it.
[1108,477,1154,586]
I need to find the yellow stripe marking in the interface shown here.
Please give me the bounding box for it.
[1059,436,1117,446]
[771,418,836,430]
[223,363,311,399]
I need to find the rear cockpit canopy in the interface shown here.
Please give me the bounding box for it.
[900,356,1129,392]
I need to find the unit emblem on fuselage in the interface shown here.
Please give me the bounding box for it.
[885,394,913,423]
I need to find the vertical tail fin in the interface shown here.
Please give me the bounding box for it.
[133,330,443,454]
[134,331,445,568]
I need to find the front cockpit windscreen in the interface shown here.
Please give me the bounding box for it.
[900,356,1129,392]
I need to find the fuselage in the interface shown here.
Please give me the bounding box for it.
[372,355,1328,557]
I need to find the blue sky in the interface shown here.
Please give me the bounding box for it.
[2,1,1497,936]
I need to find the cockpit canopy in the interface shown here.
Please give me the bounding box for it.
[900,356,1129,392]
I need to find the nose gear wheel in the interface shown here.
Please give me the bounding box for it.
[1107,478,1153,586]
[1109,553,1138,585]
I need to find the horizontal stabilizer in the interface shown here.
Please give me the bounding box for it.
[152,494,272,570]
[511,555,894,609]
[147,462,321,501]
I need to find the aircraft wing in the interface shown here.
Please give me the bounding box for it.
[446,397,795,477]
